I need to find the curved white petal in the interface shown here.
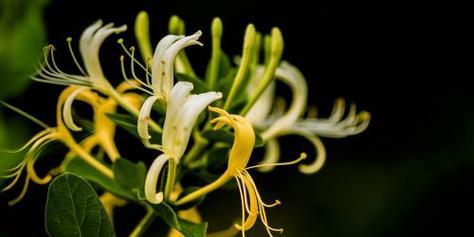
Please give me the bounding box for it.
[151,31,202,98]
[257,139,280,172]
[144,154,169,204]
[295,100,371,138]
[79,20,127,90]
[261,62,308,140]
[283,128,327,174]
[151,35,182,95]
[162,81,222,159]
[138,96,161,140]
[63,87,87,132]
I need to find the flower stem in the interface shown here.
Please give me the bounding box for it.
[164,158,177,201]
[129,207,156,237]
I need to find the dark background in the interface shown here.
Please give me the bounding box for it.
[1,0,472,236]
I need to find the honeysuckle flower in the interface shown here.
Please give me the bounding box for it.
[176,107,306,236]
[119,30,203,100]
[245,61,371,173]
[32,20,127,132]
[143,81,222,204]
[1,87,116,205]
[33,20,126,91]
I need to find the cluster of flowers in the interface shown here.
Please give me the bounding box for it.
[1,11,370,237]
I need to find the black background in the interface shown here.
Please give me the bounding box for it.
[1,0,472,236]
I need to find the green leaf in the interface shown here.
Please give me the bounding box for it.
[176,73,210,94]
[45,173,115,237]
[105,113,162,144]
[65,158,135,200]
[151,202,208,237]
[113,158,146,191]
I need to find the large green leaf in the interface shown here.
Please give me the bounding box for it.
[65,158,134,200]
[45,173,115,237]
[151,202,207,237]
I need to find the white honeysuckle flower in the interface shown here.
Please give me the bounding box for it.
[143,81,222,204]
[33,20,126,91]
[120,31,203,100]
[245,61,370,174]
[32,20,127,132]
[260,62,308,140]
[151,31,203,99]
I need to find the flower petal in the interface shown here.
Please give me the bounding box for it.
[138,95,160,140]
[63,87,87,132]
[261,62,308,140]
[162,81,222,159]
[144,154,169,204]
[79,20,127,90]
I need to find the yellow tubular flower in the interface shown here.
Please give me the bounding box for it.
[176,107,303,236]
[1,86,116,205]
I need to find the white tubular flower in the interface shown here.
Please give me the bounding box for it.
[150,31,203,99]
[79,20,127,91]
[162,81,222,159]
[260,62,308,140]
[294,99,371,138]
[33,20,127,91]
[246,61,370,174]
[142,82,222,204]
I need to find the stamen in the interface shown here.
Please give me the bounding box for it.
[119,55,153,95]
[247,152,307,170]
[117,39,152,77]
[236,171,254,215]
[234,175,247,237]
[0,128,53,153]
[66,37,87,75]
[0,101,49,129]
[1,163,25,192]
[8,174,31,206]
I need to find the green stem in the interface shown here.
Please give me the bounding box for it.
[129,207,156,237]
[164,158,177,201]
[183,133,208,164]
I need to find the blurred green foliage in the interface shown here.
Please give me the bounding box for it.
[0,0,48,180]
[0,0,48,99]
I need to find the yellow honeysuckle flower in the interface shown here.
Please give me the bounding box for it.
[175,107,306,237]
[1,86,115,205]
[246,61,371,173]
[143,82,222,204]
